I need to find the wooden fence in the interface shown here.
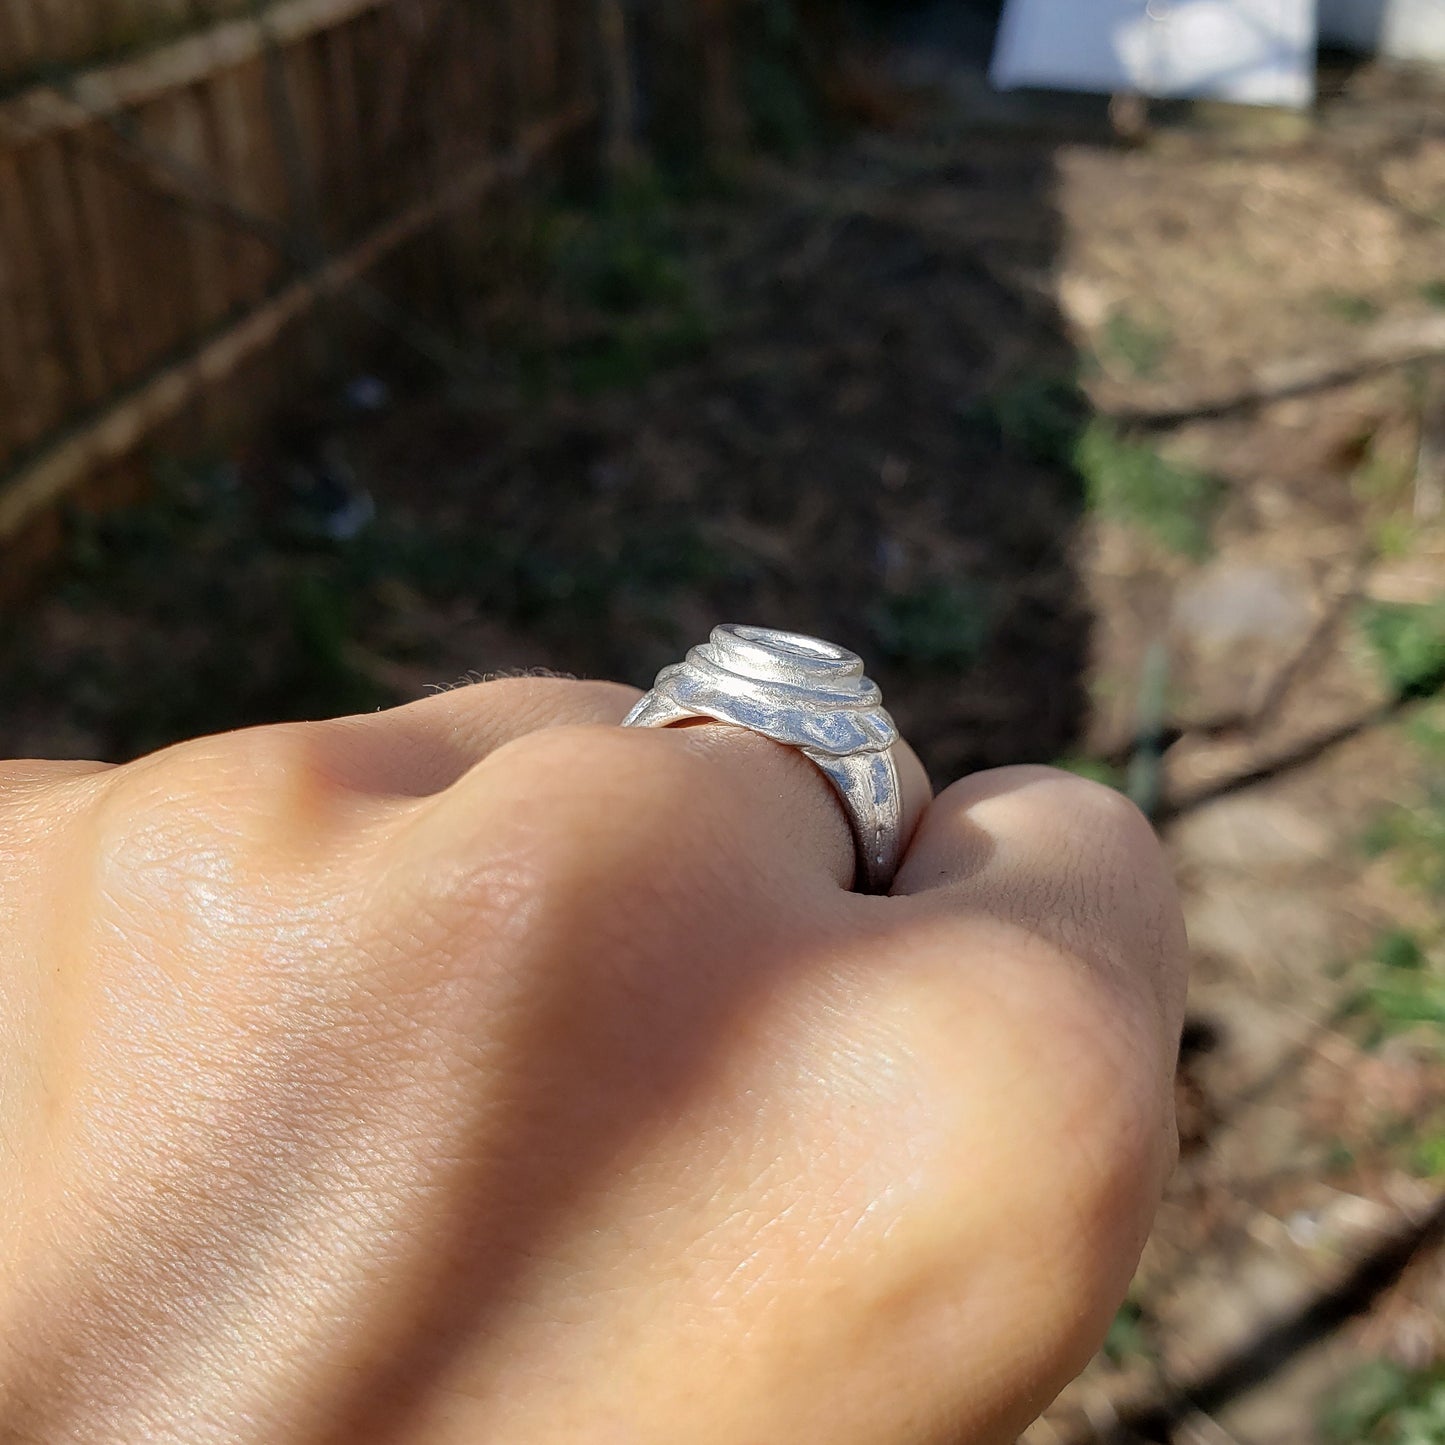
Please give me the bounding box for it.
[0,0,601,544]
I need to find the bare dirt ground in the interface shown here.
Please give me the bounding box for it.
[3,40,1445,1445]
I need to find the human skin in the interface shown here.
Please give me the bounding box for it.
[0,675,1186,1444]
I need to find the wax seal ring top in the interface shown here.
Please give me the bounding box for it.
[622,624,904,893]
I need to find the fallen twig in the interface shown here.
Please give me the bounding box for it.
[1110,313,1445,428]
[1102,1195,1445,1444]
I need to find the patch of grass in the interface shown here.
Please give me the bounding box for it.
[1099,306,1174,380]
[1359,596,1445,700]
[1073,422,1221,558]
[977,375,1088,465]
[1353,848,1445,1045]
[1102,1299,1154,1367]
[1321,1360,1445,1445]
[978,380,1220,556]
[868,579,992,670]
[1371,515,1417,560]
[1409,1132,1445,1179]
[1320,291,1383,326]
[521,175,715,395]
[566,307,713,395]
[1408,708,1445,758]
[1420,278,1445,310]
[1354,449,1415,506]
[1360,787,1445,898]
[553,199,693,317]
[49,460,392,756]
[1375,927,1429,971]
[1054,756,1127,790]
[32,444,764,761]
[1361,975,1445,1033]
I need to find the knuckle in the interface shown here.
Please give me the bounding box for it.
[90,724,343,883]
[197,722,335,804]
[474,674,643,727]
[485,724,738,890]
[393,724,742,977]
[367,725,741,1032]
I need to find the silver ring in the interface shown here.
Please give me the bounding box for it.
[622,624,905,893]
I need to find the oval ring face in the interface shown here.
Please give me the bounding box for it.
[643,625,897,757]
[621,625,906,893]
[714,625,862,688]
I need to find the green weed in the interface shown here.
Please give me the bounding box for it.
[1361,975,1445,1033]
[1420,279,1445,310]
[1409,1132,1445,1179]
[1102,1300,1154,1367]
[566,308,713,395]
[48,460,392,756]
[1409,709,1445,758]
[1320,291,1383,326]
[1073,422,1221,558]
[979,375,1087,466]
[1359,597,1445,700]
[1353,769,1445,1045]
[553,207,692,317]
[1372,515,1417,559]
[1354,449,1415,506]
[519,177,714,395]
[1054,757,1127,790]
[1099,307,1174,379]
[1362,787,1445,898]
[979,379,1220,555]
[1374,928,1429,971]
[1321,1360,1445,1445]
[868,579,992,670]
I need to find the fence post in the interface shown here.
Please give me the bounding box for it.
[596,0,638,178]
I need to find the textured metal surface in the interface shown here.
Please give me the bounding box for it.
[623,625,904,893]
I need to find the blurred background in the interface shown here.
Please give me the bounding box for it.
[1,0,1444,1438]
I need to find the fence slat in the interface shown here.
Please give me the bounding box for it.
[0,148,69,457]
[30,139,112,407]
[205,63,280,312]
[156,84,232,333]
[23,0,89,74]
[0,0,44,78]
[0,0,396,144]
[320,18,362,237]
[0,160,31,464]
[66,129,138,391]
[124,97,197,370]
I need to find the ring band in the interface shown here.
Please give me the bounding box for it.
[622,624,905,893]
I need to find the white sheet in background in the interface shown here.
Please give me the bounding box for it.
[990,0,1318,108]
[1318,0,1445,62]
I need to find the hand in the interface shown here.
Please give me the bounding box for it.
[0,676,1186,1444]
